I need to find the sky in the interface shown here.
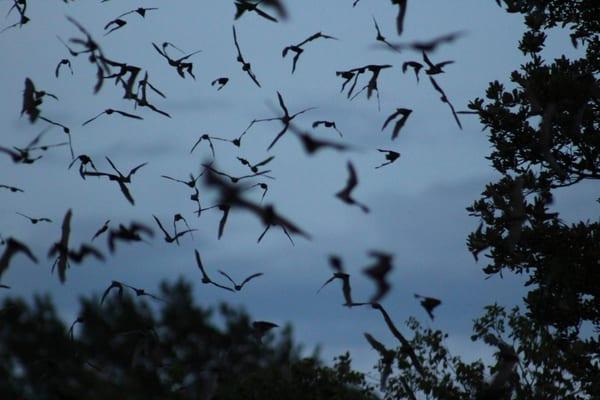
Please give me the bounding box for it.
[0,0,592,381]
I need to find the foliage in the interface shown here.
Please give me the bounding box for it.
[465,0,600,332]
[0,279,376,400]
[358,1,600,399]
[374,304,599,400]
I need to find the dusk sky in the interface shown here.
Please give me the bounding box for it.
[0,0,592,379]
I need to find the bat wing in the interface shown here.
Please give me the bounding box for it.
[218,207,230,239]
[240,272,264,288]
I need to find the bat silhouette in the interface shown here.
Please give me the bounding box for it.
[211,77,229,90]
[290,122,351,155]
[337,65,391,110]
[318,272,355,307]
[256,0,287,19]
[429,76,462,129]
[0,126,54,164]
[173,213,193,245]
[82,108,143,126]
[312,120,343,137]
[117,7,158,18]
[190,133,239,158]
[282,31,337,73]
[382,108,412,140]
[190,187,202,217]
[252,320,278,343]
[104,18,127,35]
[364,333,395,391]
[199,204,231,240]
[233,26,261,87]
[392,0,408,35]
[414,294,441,320]
[335,161,369,213]
[21,78,58,123]
[153,215,196,244]
[363,251,393,303]
[102,59,143,101]
[49,243,104,265]
[133,72,171,118]
[422,51,454,75]
[120,281,164,302]
[329,255,343,273]
[1,0,29,34]
[0,237,38,281]
[255,91,317,150]
[387,31,465,52]
[48,212,105,281]
[57,35,79,57]
[376,149,401,169]
[0,184,24,193]
[48,209,72,283]
[372,16,398,51]
[234,0,277,22]
[0,146,41,164]
[66,17,112,93]
[152,42,201,79]
[91,220,110,241]
[107,222,153,253]
[68,154,98,180]
[317,255,358,307]
[194,249,234,292]
[202,163,272,184]
[401,60,423,83]
[236,155,275,174]
[83,157,147,205]
[100,280,124,304]
[203,169,310,240]
[234,0,278,22]
[218,270,264,291]
[161,172,202,189]
[55,59,73,78]
[246,182,269,202]
[16,212,52,224]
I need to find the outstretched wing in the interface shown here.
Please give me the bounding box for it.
[382,109,400,131]
[117,181,135,205]
[254,7,278,22]
[218,207,230,239]
[128,162,148,177]
[218,270,237,286]
[240,272,264,288]
[253,156,275,168]
[317,275,337,293]
[194,249,210,280]
[152,215,170,238]
[345,161,358,193]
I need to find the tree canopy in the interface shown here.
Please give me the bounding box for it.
[0,279,376,399]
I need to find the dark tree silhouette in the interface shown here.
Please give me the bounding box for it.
[0,279,376,399]
[356,1,600,399]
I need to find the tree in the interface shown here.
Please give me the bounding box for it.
[465,0,600,331]
[0,279,376,399]
[356,1,600,399]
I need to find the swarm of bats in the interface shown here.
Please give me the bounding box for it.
[0,0,500,394]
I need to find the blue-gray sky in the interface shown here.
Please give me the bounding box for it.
[0,0,591,378]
